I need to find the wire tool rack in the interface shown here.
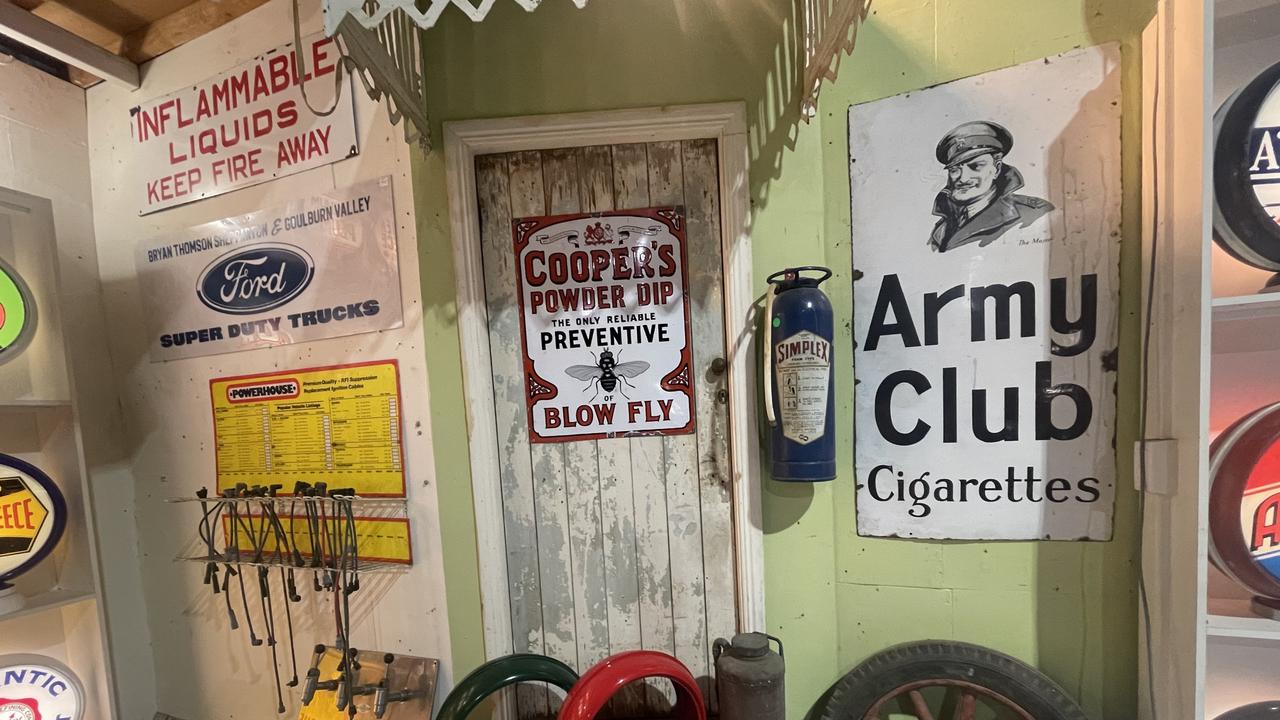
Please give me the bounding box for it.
[169,484,412,714]
[168,491,411,575]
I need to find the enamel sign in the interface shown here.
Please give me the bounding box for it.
[135,177,403,361]
[850,45,1121,540]
[513,208,695,443]
[0,259,34,364]
[0,455,65,585]
[129,33,358,215]
[0,657,85,720]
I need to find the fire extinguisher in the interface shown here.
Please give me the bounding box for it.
[763,267,835,482]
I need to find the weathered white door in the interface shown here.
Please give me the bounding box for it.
[473,140,737,718]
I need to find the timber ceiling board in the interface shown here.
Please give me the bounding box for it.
[5,0,270,86]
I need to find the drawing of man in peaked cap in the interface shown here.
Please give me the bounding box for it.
[928,121,1054,252]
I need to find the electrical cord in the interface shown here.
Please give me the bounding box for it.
[292,0,345,117]
[1137,25,1161,719]
[327,494,359,718]
[198,489,244,630]
[257,492,303,689]
[257,496,287,714]
[344,498,359,718]
[229,489,262,646]
[196,489,224,591]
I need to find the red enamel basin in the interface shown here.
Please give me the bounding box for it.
[557,650,705,720]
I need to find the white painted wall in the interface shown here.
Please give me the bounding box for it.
[0,58,151,720]
[85,1,452,717]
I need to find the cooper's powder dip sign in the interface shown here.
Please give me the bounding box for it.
[129,34,357,215]
[850,45,1121,541]
[514,208,695,443]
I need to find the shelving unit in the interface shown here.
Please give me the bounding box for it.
[1211,293,1280,355]
[0,588,99,624]
[1200,2,1280,716]
[1140,1,1280,717]
[0,188,115,719]
[1210,292,1280,310]
[1207,596,1280,641]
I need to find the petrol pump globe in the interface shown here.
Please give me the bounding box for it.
[1216,702,1280,719]
[1209,402,1280,615]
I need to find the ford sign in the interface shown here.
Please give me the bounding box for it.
[196,244,314,315]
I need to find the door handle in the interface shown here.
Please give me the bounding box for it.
[708,357,727,376]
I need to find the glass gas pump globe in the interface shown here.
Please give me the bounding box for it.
[1216,702,1280,719]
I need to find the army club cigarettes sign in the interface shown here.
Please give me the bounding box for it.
[850,46,1121,541]
[514,208,695,443]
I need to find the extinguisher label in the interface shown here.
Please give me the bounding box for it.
[775,330,831,445]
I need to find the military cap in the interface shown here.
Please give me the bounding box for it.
[936,121,1013,167]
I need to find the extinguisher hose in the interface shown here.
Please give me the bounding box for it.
[763,284,777,426]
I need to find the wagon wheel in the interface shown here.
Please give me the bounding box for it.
[815,641,1088,720]
[862,678,1034,719]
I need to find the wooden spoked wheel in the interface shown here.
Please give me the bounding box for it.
[816,641,1087,720]
[862,678,1034,720]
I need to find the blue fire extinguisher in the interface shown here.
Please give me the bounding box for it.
[764,267,835,482]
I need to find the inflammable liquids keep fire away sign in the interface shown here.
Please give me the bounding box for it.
[514,208,695,443]
[129,33,358,215]
[850,45,1122,541]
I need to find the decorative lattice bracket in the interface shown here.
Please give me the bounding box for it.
[321,0,592,150]
[802,0,873,120]
[320,0,868,149]
[324,0,589,35]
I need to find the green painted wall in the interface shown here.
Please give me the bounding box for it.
[410,1,1154,717]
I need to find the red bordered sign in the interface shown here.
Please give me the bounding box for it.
[513,207,695,443]
[209,360,406,497]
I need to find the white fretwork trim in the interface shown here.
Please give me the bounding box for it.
[801,0,872,120]
[324,0,590,35]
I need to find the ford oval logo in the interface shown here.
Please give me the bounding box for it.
[196,244,315,315]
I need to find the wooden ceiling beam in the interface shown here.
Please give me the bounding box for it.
[0,0,275,86]
[29,2,125,53]
[6,1,116,85]
[121,0,272,64]
[65,65,100,87]
[0,0,137,87]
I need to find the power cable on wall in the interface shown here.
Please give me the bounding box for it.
[293,0,345,117]
[1137,15,1162,718]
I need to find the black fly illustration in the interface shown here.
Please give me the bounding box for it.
[565,348,650,400]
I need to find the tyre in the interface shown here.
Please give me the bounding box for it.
[815,640,1089,720]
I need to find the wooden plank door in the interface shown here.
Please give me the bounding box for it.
[474,140,737,719]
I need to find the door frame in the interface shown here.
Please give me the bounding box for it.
[443,102,765,660]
